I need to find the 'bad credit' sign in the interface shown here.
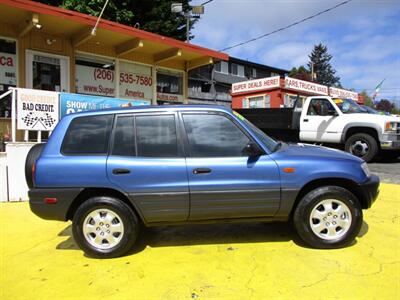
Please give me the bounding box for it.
[17,89,59,131]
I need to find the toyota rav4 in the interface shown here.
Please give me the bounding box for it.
[27,105,379,258]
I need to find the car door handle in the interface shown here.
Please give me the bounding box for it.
[303,119,309,122]
[112,168,131,175]
[193,168,211,174]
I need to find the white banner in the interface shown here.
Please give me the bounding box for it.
[17,88,59,131]
[329,87,358,101]
[75,65,116,97]
[0,52,17,85]
[119,61,153,101]
[157,92,184,103]
[285,77,328,95]
[232,76,280,95]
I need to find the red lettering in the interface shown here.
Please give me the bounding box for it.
[0,56,13,66]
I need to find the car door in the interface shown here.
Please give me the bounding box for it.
[181,112,281,221]
[107,112,189,223]
[300,98,342,142]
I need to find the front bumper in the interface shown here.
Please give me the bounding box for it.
[380,134,400,150]
[358,174,380,209]
[29,188,83,221]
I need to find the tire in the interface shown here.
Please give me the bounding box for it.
[25,143,45,188]
[72,196,139,258]
[293,186,363,249]
[344,133,378,162]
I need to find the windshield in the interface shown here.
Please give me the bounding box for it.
[233,111,278,152]
[362,105,379,114]
[334,98,365,114]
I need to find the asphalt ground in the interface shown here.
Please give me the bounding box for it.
[368,157,400,184]
[1,183,399,300]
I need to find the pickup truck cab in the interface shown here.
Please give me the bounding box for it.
[238,96,400,162]
[27,105,379,258]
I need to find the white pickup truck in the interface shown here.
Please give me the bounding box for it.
[236,96,400,162]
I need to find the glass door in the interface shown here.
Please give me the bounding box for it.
[26,50,69,92]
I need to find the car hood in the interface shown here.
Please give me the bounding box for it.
[342,113,400,123]
[273,143,363,163]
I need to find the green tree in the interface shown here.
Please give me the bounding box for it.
[33,0,195,41]
[376,99,394,113]
[360,90,374,107]
[288,65,312,81]
[307,43,341,87]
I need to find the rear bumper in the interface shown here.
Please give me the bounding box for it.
[358,174,380,209]
[29,188,83,221]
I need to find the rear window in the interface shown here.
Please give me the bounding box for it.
[62,115,113,155]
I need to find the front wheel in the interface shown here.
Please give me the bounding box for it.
[345,133,378,162]
[293,186,363,249]
[72,196,139,258]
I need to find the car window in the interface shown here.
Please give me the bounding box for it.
[182,113,250,157]
[307,99,335,116]
[62,115,113,155]
[112,115,136,156]
[136,115,178,157]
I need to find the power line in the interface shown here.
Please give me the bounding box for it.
[220,0,353,52]
[201,0,214,5]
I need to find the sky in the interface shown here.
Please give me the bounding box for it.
[191,0,400,106]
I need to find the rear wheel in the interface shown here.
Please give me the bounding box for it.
[25,143,45,188]
[293,186,363,249]
[345,133,378,162]
[72,196,139,258]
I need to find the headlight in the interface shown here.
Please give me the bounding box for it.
[361,162,371,178]
[385,122,398,133]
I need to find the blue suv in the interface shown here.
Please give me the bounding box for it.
[27,105,379,258]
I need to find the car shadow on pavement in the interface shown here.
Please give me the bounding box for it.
[55,220,369,255]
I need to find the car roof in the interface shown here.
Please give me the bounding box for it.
[64,104,232,118]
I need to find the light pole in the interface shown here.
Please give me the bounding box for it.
[171,3,204,42]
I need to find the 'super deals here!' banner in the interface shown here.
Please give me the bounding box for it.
[60,93,150,117]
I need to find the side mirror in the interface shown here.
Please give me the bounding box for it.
[243,142,262,157]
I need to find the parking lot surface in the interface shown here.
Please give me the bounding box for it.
[1,183,399,300]
[368,157,400,184]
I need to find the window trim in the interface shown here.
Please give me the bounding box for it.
[60,114,115,156]
[179,111,264,158]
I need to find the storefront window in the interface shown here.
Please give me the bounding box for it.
[248,96,265,108]
[75,55,116,97]
[284,93,305,108]
[0,38,17,118]
[119,61,152,101]
[156,70,183,103]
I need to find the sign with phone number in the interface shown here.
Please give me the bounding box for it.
[75,64,154,100]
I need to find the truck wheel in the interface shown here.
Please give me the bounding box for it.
[25,143,45,188]
[345,133,378,162]
[293,186,363,249]
[72,196,139,258]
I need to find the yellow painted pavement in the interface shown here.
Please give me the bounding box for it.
[1,184,399,300]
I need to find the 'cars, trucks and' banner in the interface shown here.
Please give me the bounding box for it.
[60,93,150,117]
[17,88,59,131]
[285,77,329,95]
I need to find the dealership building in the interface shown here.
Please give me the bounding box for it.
[231,76,362,109]
[0,0,228,142]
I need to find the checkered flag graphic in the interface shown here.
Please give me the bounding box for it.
[21,112,38,127]
[21,112,57,129]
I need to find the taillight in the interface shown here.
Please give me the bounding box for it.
[32,162,36,187]
[44,197,58,204]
